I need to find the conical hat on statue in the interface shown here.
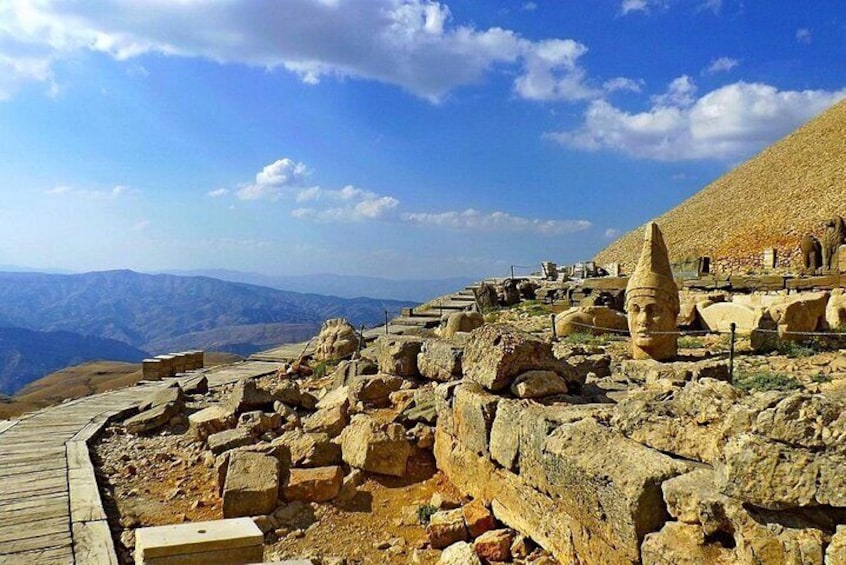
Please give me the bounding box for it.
[625,222,679,311]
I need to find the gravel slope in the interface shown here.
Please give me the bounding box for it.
[595,99,846,273]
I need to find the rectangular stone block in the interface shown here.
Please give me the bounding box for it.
[134,517,263,565]
[154,354,176,378]
[172,353,188,374]
[142,359,163,381]
[452,384,499,456]
[186,350,205,370]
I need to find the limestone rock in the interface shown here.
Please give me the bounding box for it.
[283,466,344,502]
[302,404,349,438]
[238,410,282,436]
[510,370,568,398]
[461,499,496,538]
[753,393,844,450]
[341,416,411,477]
[825,289,846,330]
[313,318,360,361]
[222,451,280,518]
[427,508,469,550]
[188,405,235,442]
[555,306,628,337]
[473,529,513,562]
[826,526,846,565]
[418,339,464,382]
[453,384,499,456]
[768,291,828,341]
[699,302,762,333]
[137,384,185,412]
[348,374,404,408]
[375,335,424,377]
[272,430,342,468]
[272,380,317,410]
[207,428,256,455]
[329,359,378,389]
[125,402,181,435]
[641,522,734,565]
[438,541,482,565]
[462,324,579,392]
[440,311,485,339]
[226,379,274,413]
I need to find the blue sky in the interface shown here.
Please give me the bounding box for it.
[0,1,844,279]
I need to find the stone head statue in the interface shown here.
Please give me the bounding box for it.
[625,222,679,361]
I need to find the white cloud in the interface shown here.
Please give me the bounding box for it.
[620,0,669,15]
[796,28,812,44]
[236,158,309,201]
[207,188,229,198]
[698,0,722,14]
[604,228,621,239]
[522,2,538,11]
[403,209,591,235]
[45,184,134,199]
[0,0,609,103]
[704,56,739,74]
[291,185,400,221]
[547,78,846,161]
[603,77,643,94]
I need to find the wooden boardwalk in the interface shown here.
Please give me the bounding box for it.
[0,360,280,564]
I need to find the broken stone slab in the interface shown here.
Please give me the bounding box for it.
[329,359,378,389]
[462,499,496,538]
[134,517,263,565]
[753,392,846,450]
[618,358,730,386]
[207,428,256,455]
[473,528,514,562]
[538,419,691,559]
[641,521,735,565]
[238,410,282,436]
[272,430,342,468]
[439,311,484,339]
[347,374,404,408]
[554,306,628,337]
[418,339,464,382]
[827,526,846,565]
[182,374,209,395]
[222,451,280,518]
[438,541,482,565]
[341,415,411,477]
[138,383,185,412]
[462,324,580,392]
[125,402,181,435]
[226,379,274,413]
[188,405,236,442]
[698,301,763,334]
[767,291,828,341]
[302,404,349,438]
[452,383,499,457]
[427,508,469,549]
[375,334,424,377]
[283,466,344,502]
[272,380,317,410]
[510,370,569,398]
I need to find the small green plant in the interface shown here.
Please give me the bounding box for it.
[561,332,610,346]
[678,336,705,349]
[417,504,438,525]
[775,340,815,358]
[312,358,341,379]
[734,371,801,393]
[811,372,832,384]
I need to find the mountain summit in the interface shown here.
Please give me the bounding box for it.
[595,99,846,272]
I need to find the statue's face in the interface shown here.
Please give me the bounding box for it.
[627,294,676,348]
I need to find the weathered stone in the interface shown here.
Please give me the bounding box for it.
[625,222,680,361]
[375,335,424,377]
[348,374,404,408]
[453,384,499,456]
[138,384,185,412]
[489,398,523,471]
[182,374,208,395]
[272,430,342,468]
[754,393,844,450]
[341,416,411,477]
[272,380,317,410]
[226,379,274,413]
[717,433,819,509]
[463,324,579,392]
[462,499,496,538]
[826,526,846,565]
[662,469,731,535]
[555,306,628,337]
[768,291,828,341]
[699,302,762,333]
[283,466,344,502]
[222,452,280,518]
[427,508,469,549]
[329,359,378,389]
[397,388,437,425]
[510,370,568,398]
[641,522,734,565]
[207,428,257,455]
[418,339,463,382]
[238,410,282,436]
[440,311,485,339]
[125,401,182,434]
[188,405,235,442]
[473,529,513,562]
[438,541,481,565]
[826,289,846,330]
[302,404,349,438]
[313,318,360,361]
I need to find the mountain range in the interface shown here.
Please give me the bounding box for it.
[0,270,416,394]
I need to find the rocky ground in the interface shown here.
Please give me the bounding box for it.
[92,296,846,565]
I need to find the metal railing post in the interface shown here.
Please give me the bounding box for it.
[385,310,389,335]
[729,322,736,382]
[551,314,557,341]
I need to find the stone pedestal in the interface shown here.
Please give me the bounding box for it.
[134,517,263,565]
[154,355,176,378]
[142,359,163,381]
[762,248,777,270]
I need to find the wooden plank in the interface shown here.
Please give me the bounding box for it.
[0,498,68,525]
[0,480,68,503]
[0,458,65,477]
[72,520,119,565]
[0,543,73,564]
[71,421,105,443]
[66,442,92,472]
[0,516,67,544]
[0,452,65,469]
[0,491,66,511]
[0,468,65,484]
[0,421,18,435]
[68,467,106,522]
[0,444,66,455]
[0,531,72,555]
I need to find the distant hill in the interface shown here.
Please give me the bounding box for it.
[164,269,475,302]
[595,99,846,272]
[0,270,414,353]
[0,327,148,394]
